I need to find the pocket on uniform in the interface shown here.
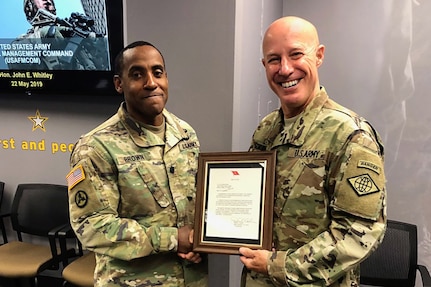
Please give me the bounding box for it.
[137,165,171,208]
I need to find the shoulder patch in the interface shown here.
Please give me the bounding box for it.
[332,142,385,220]
[347,174,380,196]
[75,190,88,208]
[358,160,381,174]
[66,165,86,190]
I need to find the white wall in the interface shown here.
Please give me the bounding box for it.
[0,94,121,213]
[125,0,235,154]
[232,0,281,152]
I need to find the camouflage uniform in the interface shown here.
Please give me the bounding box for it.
[67,103,208,287]
[242,87,387,287]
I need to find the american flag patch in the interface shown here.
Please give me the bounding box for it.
[66,165,85,190]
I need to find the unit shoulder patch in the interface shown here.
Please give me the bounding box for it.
[347,174,380,196]
[75,190,88,208]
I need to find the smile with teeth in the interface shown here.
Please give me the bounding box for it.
[281,80,298,88]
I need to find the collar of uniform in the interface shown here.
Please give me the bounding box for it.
[272,86,328,147]
[118,103,163,147]
[164,112,190,150]
[118,102,189,148]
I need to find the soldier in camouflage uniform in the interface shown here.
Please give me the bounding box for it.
[66,41,208,287]
[239,16,387,287]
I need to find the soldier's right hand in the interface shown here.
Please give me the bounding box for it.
[177,225,193,254]
[178,251,202,263]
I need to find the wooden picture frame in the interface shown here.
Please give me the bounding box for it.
[193,151,276,255]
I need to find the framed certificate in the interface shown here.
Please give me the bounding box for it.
[193,151,276,255]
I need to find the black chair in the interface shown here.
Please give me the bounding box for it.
[0,183,74,287]
[360,219,431,287]
[0,181,8,245]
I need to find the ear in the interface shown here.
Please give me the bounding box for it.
[316,44,325,67]
[261,58,266,68]
[113,75,123,94]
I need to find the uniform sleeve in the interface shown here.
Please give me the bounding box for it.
[267,130,387,286]
[67,141,178,261]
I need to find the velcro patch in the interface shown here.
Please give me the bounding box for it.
[179,140,199,150]
[66,165,85,190]
[347,174,380,196]
[332,143,385,220]
[75,190,88,208]
[358,160,381,174]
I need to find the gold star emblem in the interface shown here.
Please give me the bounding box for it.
[28,109,48,132]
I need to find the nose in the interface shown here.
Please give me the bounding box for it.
[278,58,293,76]
[144,73,157,90]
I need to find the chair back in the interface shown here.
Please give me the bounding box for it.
[11,183,69,240]
[0,181,6,244]
[360,219,417,287]
[0,181,4,207]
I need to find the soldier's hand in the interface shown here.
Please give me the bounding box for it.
[239,247,270,275]
[178,251,202,263]
[177,225,193,254]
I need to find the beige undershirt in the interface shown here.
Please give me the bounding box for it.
[141,117,166,157]
[141,117,166,141]
[284,114,300,129]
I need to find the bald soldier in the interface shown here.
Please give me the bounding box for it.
[239,16,387,287]
[67,41,208,286]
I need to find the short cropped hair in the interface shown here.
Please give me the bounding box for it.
[114,41,165,76]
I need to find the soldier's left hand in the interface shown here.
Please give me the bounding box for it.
[239,247,270,274]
